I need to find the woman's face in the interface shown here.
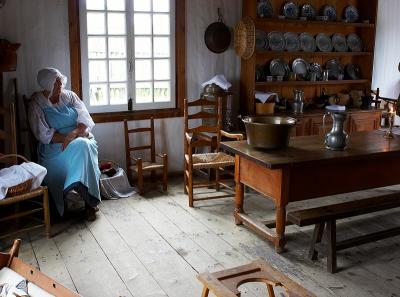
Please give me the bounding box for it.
[52,77,62,98]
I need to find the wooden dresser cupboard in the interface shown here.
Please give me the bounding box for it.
[240,0,379,125]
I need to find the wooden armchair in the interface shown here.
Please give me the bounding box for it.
[184,98,243,207]
[0,239,79,296]
[124,117,168,195]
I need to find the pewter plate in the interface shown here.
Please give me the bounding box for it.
[326,58,344,80]
[256,30,268,51]
[283,1,299,19]
[321,4,337,21]
[257,0,273,18]
[299,32,316,52]
[284,32,300,52]
[332,33,348,52]
[316,33,333,52]
[269,59,290,77]
[301,3,316,20]
[292,58,310,80]
[347,33,363,52]
[344,5,359,22]
[268,31,285,51]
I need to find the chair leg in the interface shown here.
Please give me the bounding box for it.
[326,220,337,273]
[215,167,220,191]
[138,174,144,195]
[188,166,194,207]
[184,160,188,194]
[43,188,51,238]
[308,222,325,261]
[201,286,209,297]
[267,284,276,297]
[163,155,168,192]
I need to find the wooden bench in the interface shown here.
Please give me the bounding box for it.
[197,259,315,297]
[287,192,400,273]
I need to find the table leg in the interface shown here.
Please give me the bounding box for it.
[275,206,287,253]
[234,155,244,225]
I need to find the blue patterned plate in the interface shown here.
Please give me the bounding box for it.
[332,33,348,52]
[284,32,300,52]
[316,33,333,52]
[347,33,363,52]
[257,0,273,18]
[299,32,316,52]
[344,5,359,22]
[268,31,285,51]
[321,5,337,21]
[283,1,299,19]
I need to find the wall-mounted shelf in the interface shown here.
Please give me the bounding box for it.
[256,79,370,87]
[255,18,375,28]
[256,51,373,57]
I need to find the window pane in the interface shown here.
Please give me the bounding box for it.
[153,0,170,12]
[154,59,170,80]
[153,37,170,57]
[153,14,170,35]
[109,37,126,58]
[89,60,107,82]
[154,81,170,102]
[86,0,105,10]
[135,37,152,58]
[134,13,152,35]
[108,13,126,35]
[135,60,152,81]
[88,37,106,58]
[107,0,125,11]
[87,12,106,35]
[110,83,127,105]
[89,84,108,105]
[136,82,153,103]
[133,0,151,11]
[109,60,127,82]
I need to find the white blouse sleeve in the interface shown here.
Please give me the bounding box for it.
[28,101,55,145]
[68,91,95,131]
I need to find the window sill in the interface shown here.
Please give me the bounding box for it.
[91,108,183,123]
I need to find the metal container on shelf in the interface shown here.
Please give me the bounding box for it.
[200,83,235,131]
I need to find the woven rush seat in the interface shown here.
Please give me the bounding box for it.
[130,161,164,172]
[191,152,235,169]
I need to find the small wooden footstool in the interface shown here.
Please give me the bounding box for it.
[197,260,315,297]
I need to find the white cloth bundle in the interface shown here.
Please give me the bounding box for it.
[201,74,232,91]
[255,91,279,103]
[100,167,136,199]
[0,162,47,200]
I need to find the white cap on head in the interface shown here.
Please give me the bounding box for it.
[37,67,67,98]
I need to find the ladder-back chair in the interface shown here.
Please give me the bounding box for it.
[0,103,50,239]
[184,98,243,207]
[124,117,168,195]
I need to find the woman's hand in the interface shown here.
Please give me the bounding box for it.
[62,132,77,151]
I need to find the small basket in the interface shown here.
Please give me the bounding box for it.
[7,179,33,197]
[0,154,32,197]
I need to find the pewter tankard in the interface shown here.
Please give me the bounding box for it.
[323,112,348,151]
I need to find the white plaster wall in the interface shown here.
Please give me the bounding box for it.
[0,0,241,172]
[372,0,400,98]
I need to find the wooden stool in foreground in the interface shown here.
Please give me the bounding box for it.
[197,259,315,297]
[0,239,80,296]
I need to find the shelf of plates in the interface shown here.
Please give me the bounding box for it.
[240,0,378,115]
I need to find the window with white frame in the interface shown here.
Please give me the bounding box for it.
[80,0,176,112]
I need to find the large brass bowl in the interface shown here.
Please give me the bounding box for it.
[242,116,296,149]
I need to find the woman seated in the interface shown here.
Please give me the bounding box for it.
[28,67,100,221]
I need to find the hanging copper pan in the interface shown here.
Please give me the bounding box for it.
[204,8,231,54]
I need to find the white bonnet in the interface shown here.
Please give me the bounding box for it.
[37,67,67,95]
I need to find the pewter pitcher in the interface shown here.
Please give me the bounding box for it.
[323,112,348,151]
[292,89,304,114]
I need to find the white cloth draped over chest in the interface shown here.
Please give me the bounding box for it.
[28,90,95,144]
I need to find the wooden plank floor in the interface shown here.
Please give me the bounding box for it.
[2,178,400,297]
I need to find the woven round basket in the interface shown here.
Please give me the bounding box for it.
[0,154,32,197]
[234,16,255,60]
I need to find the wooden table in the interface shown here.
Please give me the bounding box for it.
[221,130,400,253]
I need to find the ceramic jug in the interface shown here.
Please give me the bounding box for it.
[323,112,348,151]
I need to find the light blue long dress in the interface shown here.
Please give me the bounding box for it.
[37,101,101,215]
